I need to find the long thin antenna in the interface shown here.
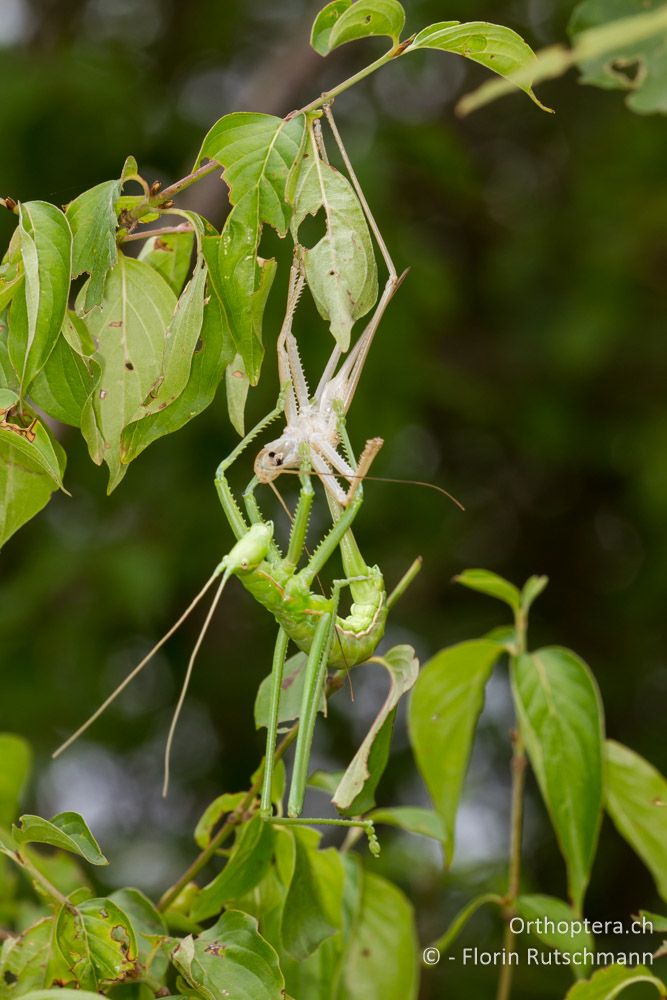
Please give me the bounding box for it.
[162,573,229,797]
[266,468,466,511]
[52,568,223,759]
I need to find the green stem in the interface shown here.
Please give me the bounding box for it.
[156,160,219,202]
[18,852,76,912]
[121,223,194,243]
[295,38,414,117]
[125,40,413,227]
[496,608,528,1000]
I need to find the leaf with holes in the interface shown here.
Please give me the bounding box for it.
[458,3,667,115]
[511,647,605,911]
[333,646,418,813]
[569,0,667,114]
[56,896,138,990]
[109,887,168,981]
[7,202,72,396]
[171,910,285,1000]
[196,113,306,236]
[605,740,667,902]
[410,21,550,112]
[311,0,405,56]
[77,253,177,491]
[408,639,501,864]
[196,113,305,385]
[0,915,74,995]
[66,163,131,311]
[291,139,378,352]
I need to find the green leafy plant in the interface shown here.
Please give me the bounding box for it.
[2,2,667,999]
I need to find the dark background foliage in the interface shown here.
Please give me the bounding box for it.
[1,1,666,995]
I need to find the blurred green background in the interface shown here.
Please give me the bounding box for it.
[1,0,666,996]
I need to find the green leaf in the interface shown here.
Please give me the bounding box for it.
[138,229,195,295]
[195,113,305,385]
[311,0,405,56]
[0,417,67,549]
[196,113,306,237]
[408,639,501,864]
[0,318,20,392]
[454,568,521,611]
[290,137,378,352]
[255,652,326,731]
[108,887,168,979]
[411,20,550,112]
[29,313,100,427]
[56,896,138,990]
[78,253,177,490]
[14,812,108,866]
[565,964,667,999]
[333,646,418,813]
[194,792,246,849]
[66,179,122,311]
[569,0,667,115]
[640,910,667,933]
[203,215,275,388]
[279,827,345,961]
[171,910,285,1000]
[515,894,594,973]
[605,740,667,902]
[0,734,31,828]
[458,3,667,116]
[19,994,124,1000]
[0,248,24,315]
[307,769,345,795]
[225,351,251,437]
[366,806,445,841]
[0,915,73,995]
[337,868,418,1000]
[191,815,274,922]
[521,574,549,612]
[511,647,605,911]
[128,255,206,419]
[120,292,233,463]
[7,202,72,395]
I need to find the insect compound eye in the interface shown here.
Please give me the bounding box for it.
[268,451,275,458]
[240,559,248,570]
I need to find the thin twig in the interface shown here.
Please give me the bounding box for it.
[496,610,528,1000]
[121,223,194,244]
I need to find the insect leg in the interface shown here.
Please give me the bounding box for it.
[324,105,397,283]
[260,626,290,817]
[287,607,335,817]
[285,470,315,569]
[215,387,290,540]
